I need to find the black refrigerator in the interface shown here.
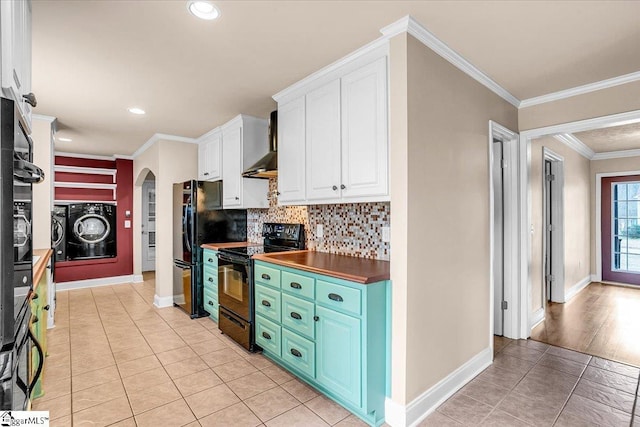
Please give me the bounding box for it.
[172,180,247,318]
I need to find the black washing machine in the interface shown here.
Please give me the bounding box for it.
[67,203,117,260]
[51,205,67,261]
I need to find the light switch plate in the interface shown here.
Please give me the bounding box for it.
[124,220,131,229]
[317,224,323,238]
[382,226,390,242]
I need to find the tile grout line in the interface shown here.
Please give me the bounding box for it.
[631,370,639,426]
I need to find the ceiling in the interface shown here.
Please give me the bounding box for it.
[31,1,640,157]
[574,122,640,153]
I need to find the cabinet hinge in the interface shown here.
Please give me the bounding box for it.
[501,301,508,310]
[546,174,555,182]
[501,159,507,169]
[546,224,554,232]
[546,274,555,282]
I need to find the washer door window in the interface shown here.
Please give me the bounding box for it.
[73,214,111,244]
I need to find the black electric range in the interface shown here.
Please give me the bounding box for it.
[216,223,305,351]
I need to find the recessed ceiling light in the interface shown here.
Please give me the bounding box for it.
[187,1,220,20]
[57,137,72,142]
[128,107,146,115]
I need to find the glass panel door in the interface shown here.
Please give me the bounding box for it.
[602,176,640,285]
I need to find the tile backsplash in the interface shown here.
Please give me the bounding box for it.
[247,179,390,260]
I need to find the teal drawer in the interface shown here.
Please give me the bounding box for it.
[255,264,281,289]
[255,284,281,323]
[203,288,218,322]
[282,328,315,378]
[316,280,361,317]
[203,249,218,268]
[256,315,281,357]
[281,293,315,339]
[281,271,314,300]
[203,265,218,293]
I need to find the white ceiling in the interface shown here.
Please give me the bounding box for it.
[574,122,640,153]
[31,1,640,157]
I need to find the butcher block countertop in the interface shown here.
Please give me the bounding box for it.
[201,242,257,251]
[253,250,390,284]
[33,249,53,290]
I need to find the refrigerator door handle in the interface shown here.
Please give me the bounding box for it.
[183,209,191,254]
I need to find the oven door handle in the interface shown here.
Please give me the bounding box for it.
[217,253,250,266]
[174,259,191,270]
[13,155,45,184]
[28,327,44,396]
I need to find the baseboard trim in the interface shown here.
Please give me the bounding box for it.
[530,307,545,330]
[385,347,492,427]
[56,275,134,291]
[132,274,144,283]
[565,275,592,302]
[154,294,174,308]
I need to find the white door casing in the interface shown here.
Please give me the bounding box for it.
[542,148,565,304]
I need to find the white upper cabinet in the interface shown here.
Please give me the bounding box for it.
[306,79,341,201]
[274,46,389,206]
[1,0,33,129]
[277,97,306,204]
[340,56,388,199]
[198,129,222,181]
[221,115,269,209]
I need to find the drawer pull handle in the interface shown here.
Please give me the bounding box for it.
[32,293,38,300]
[261,300,271,308]
[44,305,50,311]
[290,348,302,358]
[208,277,214,282]
[208,300,214,306]
[328,293,343,302]
[290,312,302,320]
[208,258,213,263]
[261,273,271,280]
[262,331,272,340]
[290,282,302,289]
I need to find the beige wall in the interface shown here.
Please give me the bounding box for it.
[590,156,640,273]
[530,136,591,312]
[31,117,55,250]
[133,140,197,302]
[519,80,640,131]
[389,34,518,405]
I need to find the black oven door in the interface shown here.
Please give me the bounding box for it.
[217,252,251,321]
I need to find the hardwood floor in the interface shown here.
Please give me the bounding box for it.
[531,282,640,367]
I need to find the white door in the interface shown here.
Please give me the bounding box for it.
[340,56,388,199]
[277,96,306,203]
[306,79,341,201]
[222,126,242,207]
[141,181,156,272]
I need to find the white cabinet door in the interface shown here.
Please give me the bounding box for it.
[306,79,341,201]
[222,125,242,207]
[277,97,306,204]
[198,132,222,181]
[340,56,388,199]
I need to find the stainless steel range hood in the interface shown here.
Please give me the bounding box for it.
[242,111,277,179]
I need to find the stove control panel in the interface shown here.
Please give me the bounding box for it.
[263,223,305,247]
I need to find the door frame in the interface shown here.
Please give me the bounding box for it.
[141,178,156,272]
[518,109,640,339]
[595,170,640,282]
[489,121,519,342]
[542,148,565,303]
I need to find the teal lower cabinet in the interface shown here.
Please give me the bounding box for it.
[202,249,219,322]
[254,260,389,426]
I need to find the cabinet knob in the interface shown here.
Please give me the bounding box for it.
[340,184,346,190]
[208,277,214,282]
[32,293,38,300]
[44,305,50,311]
[235,197,239,200]
[208,258,213,263]
[204,172,209,176]
[208,300,214,306]
[332,185,338,191]
[313,315,319,322]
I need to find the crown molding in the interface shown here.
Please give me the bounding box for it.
[592,148,640,161]
[520,71,640,109]
[381,16,520,108]
[553,134,595,160]
[131,133,197,159]
[54,151,119,161]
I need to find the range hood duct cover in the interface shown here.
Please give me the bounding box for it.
[242,110,277,178]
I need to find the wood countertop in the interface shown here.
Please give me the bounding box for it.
[252,250,390,284]
[33,249,53,290]
[201,242,259,251]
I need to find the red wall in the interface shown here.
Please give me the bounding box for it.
[54,156,134,282]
